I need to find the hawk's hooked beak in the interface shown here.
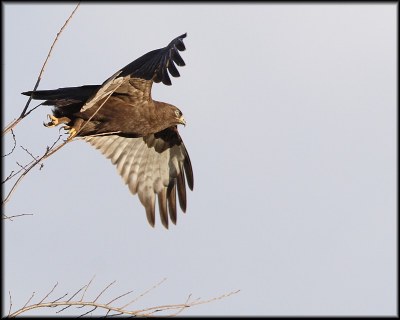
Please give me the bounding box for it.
[177,115,186,126]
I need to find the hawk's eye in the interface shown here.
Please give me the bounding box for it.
[175,110,181,117]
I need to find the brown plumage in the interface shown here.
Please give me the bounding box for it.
[22,33,193,229]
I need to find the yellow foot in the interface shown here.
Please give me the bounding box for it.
[63,126,77,140]
[43,115,59,128]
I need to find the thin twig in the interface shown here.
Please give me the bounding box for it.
[120,277,167,310]
[79,306,98,317]
[20,145,39,161]
[93,281,116,303]
[3,158,39,184]
[134,289,241,316]
[168,293,193,317]
[67,284,87,303]
[51,293,68,304]
[2,150,42,184]
[3,129,16,157]
[2,170,15,184]
[22,292,35,309]
[106,290,134,306]
[38,282,58,304]
[21,4,80,118]
[8,291,12,316]
[80,276,96,302]
[23,102,45,118]
[15,161,28,172]
[56,305,72,314]
[56,285,87,314]
[106,311,124,317]
[2,213,33,221]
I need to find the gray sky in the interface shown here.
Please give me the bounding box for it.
[3,3,397,316]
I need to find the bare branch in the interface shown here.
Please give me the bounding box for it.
[2,133,66,206]
[3,129,16,157]
[3,157,39,184]
[3,3,81,136]
[7,279,240,318]
[2,151,41,184]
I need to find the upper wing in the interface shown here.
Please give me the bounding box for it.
[117,33,187,85]
[84,126,193,228]
[80,33,187,112]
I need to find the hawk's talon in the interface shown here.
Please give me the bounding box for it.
[44,114,71,128]
[44,114,59,128]
[49,114,59,124]
[63,126,77,139]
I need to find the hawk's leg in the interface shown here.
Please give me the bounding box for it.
[63,118,85,140]
[43,114,71,128]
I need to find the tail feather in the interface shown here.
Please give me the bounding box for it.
[22,85,100,104]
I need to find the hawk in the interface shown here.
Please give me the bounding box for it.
[22,33,193,229]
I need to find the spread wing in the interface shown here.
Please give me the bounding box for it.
[84,127,193,228]
[22,33,187,111]
[80,33,187,112]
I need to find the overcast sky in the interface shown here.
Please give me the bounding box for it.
[3,3,397,316]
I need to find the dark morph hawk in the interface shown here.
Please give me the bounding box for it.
[22,33,193,229]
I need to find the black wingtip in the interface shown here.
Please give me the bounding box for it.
[116,32,188,85]
[21,91,32,96]
[178,33,187,40]
[174,33,187,51]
